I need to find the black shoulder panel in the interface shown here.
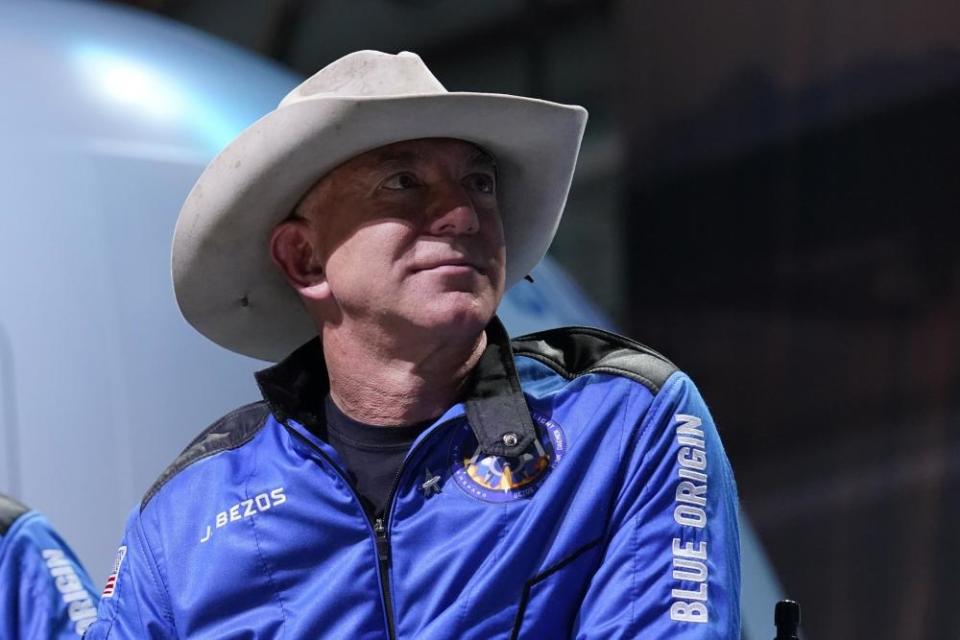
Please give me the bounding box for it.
[0,493,29,536]
[141,402,271,510]
[511,326,678,394]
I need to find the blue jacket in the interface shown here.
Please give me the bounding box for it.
[86,322,740,638]
[0,494,99,638]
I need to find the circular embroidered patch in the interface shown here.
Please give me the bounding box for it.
[450,412,567,503]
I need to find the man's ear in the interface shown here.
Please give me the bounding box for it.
[269,219,331,301]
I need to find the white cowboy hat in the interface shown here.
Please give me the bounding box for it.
[172,50,587,362]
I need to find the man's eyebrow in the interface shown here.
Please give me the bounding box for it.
[371,149,421,166]
[467,148,497,170]
[367,146,497,172]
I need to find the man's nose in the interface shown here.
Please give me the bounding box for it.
[426,183,480,236]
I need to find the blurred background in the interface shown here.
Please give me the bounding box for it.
[3,0,959,638]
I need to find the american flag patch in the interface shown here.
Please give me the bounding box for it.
[101,545,127,598]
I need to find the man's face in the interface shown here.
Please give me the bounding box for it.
[292,137,506,340]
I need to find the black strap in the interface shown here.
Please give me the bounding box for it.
[464,318,537,457]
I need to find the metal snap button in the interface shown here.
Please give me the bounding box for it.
[502,433,519,447]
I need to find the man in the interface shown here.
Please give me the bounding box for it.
[0,493,99,638]
[87,50,740,638]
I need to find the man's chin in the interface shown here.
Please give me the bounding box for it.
[404,296,498,337]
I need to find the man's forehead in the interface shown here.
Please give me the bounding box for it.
[358,138,496,169]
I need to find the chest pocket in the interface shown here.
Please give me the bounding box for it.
[509,538,603,640]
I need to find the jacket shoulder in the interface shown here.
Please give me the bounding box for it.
[141,401,271,510]
[0,494,29,536]
[511,326,678,394]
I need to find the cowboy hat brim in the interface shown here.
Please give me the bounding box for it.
[172,92,587,362]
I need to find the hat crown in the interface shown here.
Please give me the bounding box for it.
[279,50,447,107]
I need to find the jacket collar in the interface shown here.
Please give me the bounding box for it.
[254,316,536,457]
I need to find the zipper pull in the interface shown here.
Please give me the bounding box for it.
[374,516,390,565]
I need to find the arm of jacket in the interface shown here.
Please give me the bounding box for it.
[83,507,177,639]
[0,511,99,639]
[573,372,741,639]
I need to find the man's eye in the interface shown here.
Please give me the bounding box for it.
[465,173,496,194]
[382,173,418,190]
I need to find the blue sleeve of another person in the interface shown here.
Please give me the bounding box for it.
[573,372,741,639]
[0,510,99,639]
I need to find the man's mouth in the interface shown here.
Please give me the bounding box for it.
[414,257,484,275]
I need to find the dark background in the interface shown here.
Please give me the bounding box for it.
[111,1,960,637]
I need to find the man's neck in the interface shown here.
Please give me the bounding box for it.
[321,324,488,426]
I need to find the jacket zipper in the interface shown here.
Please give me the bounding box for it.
[370,443,424,640]
[284,426,398,639]
[285,422,451,640]
[373,516,395,640]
